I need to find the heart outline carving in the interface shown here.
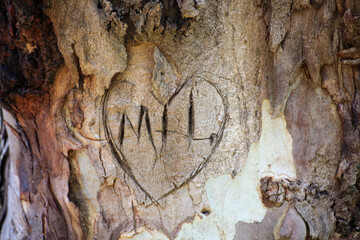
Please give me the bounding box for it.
[102,74,229,203]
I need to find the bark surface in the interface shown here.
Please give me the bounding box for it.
[0,0,359,239]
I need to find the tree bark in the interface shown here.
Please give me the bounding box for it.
[0,0,360,239]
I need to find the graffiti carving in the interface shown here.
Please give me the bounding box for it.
[102,48,228,202]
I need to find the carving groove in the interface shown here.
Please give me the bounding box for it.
[188,88,194,148]
[137,106,145,141]
[144,109,157,155]
[118,113,125,147]
[161,104,168,151]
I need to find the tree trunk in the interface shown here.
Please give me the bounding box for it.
[0,0,360,239]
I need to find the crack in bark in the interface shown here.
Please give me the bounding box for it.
[188,88,194,149]
[161,104,168,152]
[99,147,107,177]
[72,44,85,91]
[144,109,157,156]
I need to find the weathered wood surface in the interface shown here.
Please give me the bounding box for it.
[0,0,359,239]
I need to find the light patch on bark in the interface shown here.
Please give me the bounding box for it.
[175,99,296,239]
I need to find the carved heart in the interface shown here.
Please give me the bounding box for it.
[102,76,228,202]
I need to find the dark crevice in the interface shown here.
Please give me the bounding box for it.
[34,129,41,156]
[145,110,157,155]
[161,104,168,151]
[209,133,216,145]
[137,105,145,141]
[188,88,194,146]
[201,208,211,216]
[71,44,84,91]
[97,0,103,9]
[118,113,125,147]
[0,108,8,231]
[279,31,289,50]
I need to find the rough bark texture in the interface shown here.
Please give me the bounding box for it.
[0,0,359,239]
